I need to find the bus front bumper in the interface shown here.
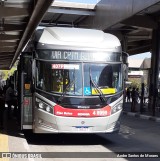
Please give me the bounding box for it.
[33,109,122,133]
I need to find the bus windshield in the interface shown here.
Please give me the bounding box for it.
[36,61,122,96]
[84,63,122,95]
[36,61,83,95]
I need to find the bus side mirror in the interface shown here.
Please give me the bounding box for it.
[123,64,128,81]
[31,60,36,93]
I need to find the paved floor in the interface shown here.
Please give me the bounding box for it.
[123,101,160,118]
[0,105,160,161]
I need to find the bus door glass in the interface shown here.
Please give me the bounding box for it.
[21,54,32,126]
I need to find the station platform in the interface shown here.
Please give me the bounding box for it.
[0,108,29,161]
[1,102,160,160]
[123,102,160,122]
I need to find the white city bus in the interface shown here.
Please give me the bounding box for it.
[18,27,125,133]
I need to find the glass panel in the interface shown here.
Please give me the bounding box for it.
[23,96,32,124]
[36,61,83,96]
[23,56,32,95]
[22,55,32,124]
[84,63,122,95]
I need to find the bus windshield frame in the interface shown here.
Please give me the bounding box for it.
[36,63,123,96]
[35,50,123,96]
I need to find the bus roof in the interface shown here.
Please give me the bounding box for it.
[37,27,121,51]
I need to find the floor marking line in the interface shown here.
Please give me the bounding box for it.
[0,132,9,161]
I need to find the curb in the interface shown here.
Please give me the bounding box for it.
[122,111,160,123]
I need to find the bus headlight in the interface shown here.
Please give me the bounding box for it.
[39,102,44,109]
[36,98,53,114]
[111,103,123,114]
[46,106,51,113]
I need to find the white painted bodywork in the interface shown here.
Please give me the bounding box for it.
[33,27,122,133]
[39,27,121,50]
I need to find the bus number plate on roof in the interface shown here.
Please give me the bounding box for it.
[52,64,79,70]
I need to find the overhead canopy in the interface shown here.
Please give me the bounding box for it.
[40,1,96,27]
[128,57,151,69]
[140,58,151,69]
[0,0,52,69]
[41,0,160,56]
[1,0,160,69]
[79,0,160,55]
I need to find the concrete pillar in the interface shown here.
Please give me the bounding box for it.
[121,36,128,104]
[121,36,128,52]
[149,27,160,116]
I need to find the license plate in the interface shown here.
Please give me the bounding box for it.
[74,126,91,132]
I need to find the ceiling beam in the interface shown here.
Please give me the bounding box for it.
[74,15,87,25]
[54,14,63,23]
[128,45,151,55]
[51,1,95,9]
[0,42,17,47]
[0,6,29,18]
[0,57,13,60]
[0,62,11,64]
[0,47,15,52]
[127,35,151,39]
[1,24,25,31]
[48,7,95,16]
[0,34,20,40]
[0,54,13,57]
[128,39,152,46]
[79,0,160,30]
[122,15,158,29]
[0,62,10,65]
[10,0,53,68]
[0,55,14,58]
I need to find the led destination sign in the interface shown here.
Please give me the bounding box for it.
[38,50,121,62]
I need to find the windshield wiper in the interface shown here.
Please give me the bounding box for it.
[58,80,75,103]
[89,68,107,103]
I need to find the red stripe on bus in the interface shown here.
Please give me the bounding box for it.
[54,105,111,117]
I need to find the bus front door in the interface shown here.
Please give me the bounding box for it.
[19,53,33,130]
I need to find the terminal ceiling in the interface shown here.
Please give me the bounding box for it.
[1,0,160,69]
[0,0,52,70]
[41,0,160,56]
